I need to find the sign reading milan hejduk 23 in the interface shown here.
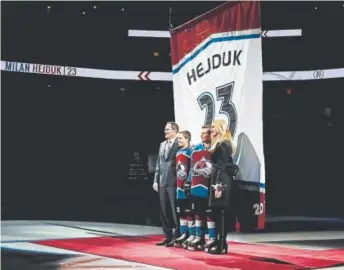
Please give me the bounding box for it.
[170,1,265,230]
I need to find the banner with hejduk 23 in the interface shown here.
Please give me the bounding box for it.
[170,1,265,231]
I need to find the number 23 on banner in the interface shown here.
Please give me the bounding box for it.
[197,82,238,137]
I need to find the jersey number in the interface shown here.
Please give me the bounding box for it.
[197,82,237,137]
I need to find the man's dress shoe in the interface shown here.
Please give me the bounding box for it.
[165,239,175,247]
[155,239,171,246]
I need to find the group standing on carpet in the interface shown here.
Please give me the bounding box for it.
[153,119,238,255]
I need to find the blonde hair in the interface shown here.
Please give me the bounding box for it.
[210,119,235,153]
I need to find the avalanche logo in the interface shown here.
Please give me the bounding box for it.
[177,162,187,180]
[193,157,212,178]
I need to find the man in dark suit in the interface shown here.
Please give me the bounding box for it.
[153,121,180,246]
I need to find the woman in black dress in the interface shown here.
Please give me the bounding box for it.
[205,119,239,255]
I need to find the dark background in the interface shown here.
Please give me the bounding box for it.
[1,1,344,223]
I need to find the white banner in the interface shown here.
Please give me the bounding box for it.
[170,2,265,193]
[2,60,344,82]
[128,28,303,38]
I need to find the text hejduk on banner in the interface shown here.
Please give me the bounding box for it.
[184,49,243,86]
[170,1,265,230]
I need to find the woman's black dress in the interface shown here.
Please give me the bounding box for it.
[209,140,238,209]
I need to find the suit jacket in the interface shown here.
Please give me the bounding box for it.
[153,139,179,188]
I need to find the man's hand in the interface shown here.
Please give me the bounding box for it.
[153,182,158,192]
[183,182,191,197]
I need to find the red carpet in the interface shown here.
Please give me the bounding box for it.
[34,235,344,270]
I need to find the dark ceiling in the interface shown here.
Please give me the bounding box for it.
[2,1,344,72]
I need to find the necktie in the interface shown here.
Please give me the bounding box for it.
[164,141,171,159]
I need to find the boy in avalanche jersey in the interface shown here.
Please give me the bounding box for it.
[174,130,193,247]
[185,126,216,251]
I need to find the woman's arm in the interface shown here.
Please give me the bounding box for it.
[213,141,233,183]
[217,140,233,166]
